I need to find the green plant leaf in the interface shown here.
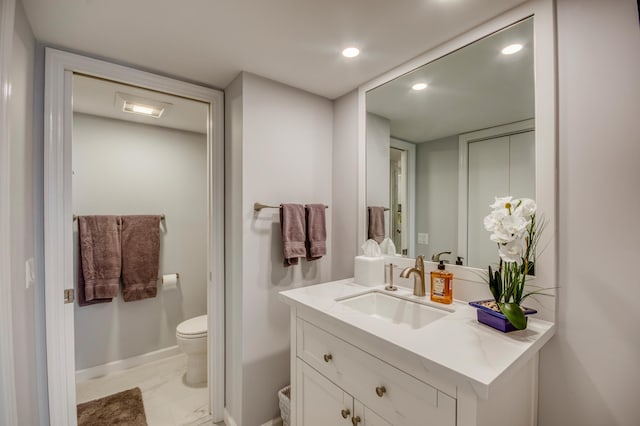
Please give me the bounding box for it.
[488,265,501,303]
[498,302,527,330]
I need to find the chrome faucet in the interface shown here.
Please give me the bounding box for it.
[400,255,426,297]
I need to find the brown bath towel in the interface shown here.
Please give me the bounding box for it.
[280,204,306,267]
[77,216,121,303]
[305,204,326,260]
[77,247,112,306]
[368,206,386,244]
[120,215,161,302]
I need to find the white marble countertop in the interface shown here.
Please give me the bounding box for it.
[279,278,555,399]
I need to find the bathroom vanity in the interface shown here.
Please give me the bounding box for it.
[279,280,555,426]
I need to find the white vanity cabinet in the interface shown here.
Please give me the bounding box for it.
[281,281,555,426]
[294,318,456,426]
[297,360,392,426]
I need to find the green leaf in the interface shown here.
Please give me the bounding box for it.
[488,265,501,303]
[499,302,527,330]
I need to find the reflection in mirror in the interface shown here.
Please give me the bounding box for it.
[366,18,534,269]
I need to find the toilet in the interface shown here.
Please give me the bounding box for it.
[176,314,208,385]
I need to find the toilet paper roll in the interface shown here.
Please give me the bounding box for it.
[162,273,179,289]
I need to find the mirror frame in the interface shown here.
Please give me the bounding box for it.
[357,0,556,298]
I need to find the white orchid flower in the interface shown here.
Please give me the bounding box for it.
[501,214,530,236]
[490,230,516,244]
[498,239,526,264]
[483,209,507,232]
[490,196,513,210]
[514,198,537,219]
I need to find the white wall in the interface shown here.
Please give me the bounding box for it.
[224,72,244,424]
[366,113,391,236]
[414,135,459,262]
[72,114,207,369]
[225,72,333,426]
[538,0,640,425]
[332,90,359,279]
[8,1,39,424]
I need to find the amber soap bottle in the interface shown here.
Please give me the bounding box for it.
[430,260,453,304]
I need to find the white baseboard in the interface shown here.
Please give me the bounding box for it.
[261,417,283,426]
[223,409,237,426]
[75,345,181,382]
[182,414,213,426]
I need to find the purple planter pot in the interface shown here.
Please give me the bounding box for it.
[469,300,537,333]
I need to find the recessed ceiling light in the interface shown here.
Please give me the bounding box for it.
[342,47,360,58]
[501,44,523,55]
[412,82,428,91]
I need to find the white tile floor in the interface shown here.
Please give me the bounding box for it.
[76,354,211,426]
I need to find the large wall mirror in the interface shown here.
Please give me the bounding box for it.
[366,18,534,269]
[358,1,556,311]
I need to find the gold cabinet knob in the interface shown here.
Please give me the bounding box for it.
[323,353,333,362]
[375,386,386,397]
[341,408,350,419]
[351,416,361,425]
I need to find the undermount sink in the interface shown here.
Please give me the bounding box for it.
[337,291,450,329]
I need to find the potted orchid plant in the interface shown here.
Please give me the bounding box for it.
[470,196,549,332]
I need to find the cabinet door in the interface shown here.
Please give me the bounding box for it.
[297,359,353,426]
[354,400,392,426]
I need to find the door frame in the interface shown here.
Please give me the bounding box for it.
[457,118,535,264]
[44,48,225,425]
[0,0,18,424]
[389,138,416,257]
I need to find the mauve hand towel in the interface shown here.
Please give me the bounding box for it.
[368,206,386,244]
[305,204,326,260]
[78,216,121,302]
[77,233,113,307]
[121,215,161,302]
[78,216,122,304]
[280,204,306,267]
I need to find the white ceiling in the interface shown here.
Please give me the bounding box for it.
[72,74,208,134]
[22,0,527,100]
[366,18,534,143]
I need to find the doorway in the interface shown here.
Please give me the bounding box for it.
[44,49,224,425]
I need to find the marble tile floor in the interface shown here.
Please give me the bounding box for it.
[76,353,213,426]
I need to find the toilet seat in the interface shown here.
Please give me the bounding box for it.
[177,314,207,338]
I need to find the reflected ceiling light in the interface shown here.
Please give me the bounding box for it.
[501,43,523,55]
[412,82,428,91]
[342,47,360,58]
[123,101,164,117]
[116,92,172,118]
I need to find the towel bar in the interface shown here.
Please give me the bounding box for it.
[254,202,329,212]
[73,214,166,221]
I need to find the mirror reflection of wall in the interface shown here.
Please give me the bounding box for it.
[389,147,406,253]
[366,17,534,269]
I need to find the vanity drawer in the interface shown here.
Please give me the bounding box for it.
[297,319,456,426]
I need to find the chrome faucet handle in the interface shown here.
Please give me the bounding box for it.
[385,263,398,291]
